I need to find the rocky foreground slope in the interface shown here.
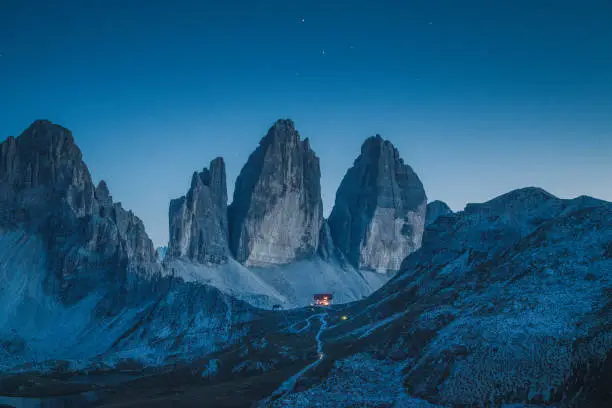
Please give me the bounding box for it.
[268,189,611,407]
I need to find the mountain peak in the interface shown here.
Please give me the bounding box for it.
[260,119,299,146]
[1,119,158,304]
[358,135,406,167]
[425,200,453,226]
[272,118,295,128]
[22,119,73,139]
[229,119,323,266]
[169,157,229,264]
[329,135,427,272]
[477,187,557,209]
[28,119,58,129]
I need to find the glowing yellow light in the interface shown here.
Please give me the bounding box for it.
[341,315,348,320]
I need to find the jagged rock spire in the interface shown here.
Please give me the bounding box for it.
[228,119,323,266]
[328,135,427,272]
[168,157,230,264]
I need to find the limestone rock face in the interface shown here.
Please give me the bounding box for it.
[155,246,168,262]
[317,220,335,261]
[0,120,159,304]
[328,135,427,272]
[228,119,323,267]
[168,157,229,264]
[425,200,453,226]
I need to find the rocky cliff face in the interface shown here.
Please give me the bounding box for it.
[317,220,335,261]
[228,119,323,267]
[328,135,427,272]
[155,246,168,262]
[168,157,229,264]
[425,200,453,226]
[0,120,159,304]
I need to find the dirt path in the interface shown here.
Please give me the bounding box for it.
[260,312,329,405]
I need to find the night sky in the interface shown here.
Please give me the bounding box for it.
[1,0,611,247]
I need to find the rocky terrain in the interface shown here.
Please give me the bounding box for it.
[328,135,427,272]
[425,200,453,226]
[167,157,230,264]
[155,246,167,262]
[0,120,609,408]
[228,119,324,267]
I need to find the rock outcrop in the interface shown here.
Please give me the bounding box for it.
[317,220,335,261]
[155,246,168,262]
[425,200,453,226]
[0,120,159,304]
[328,135,427,272]
[168,158,229,264]
[228,119,323,267]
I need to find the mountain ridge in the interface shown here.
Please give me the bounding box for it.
[0,119,609,407]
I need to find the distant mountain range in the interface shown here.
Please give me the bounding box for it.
[0,119,609,407]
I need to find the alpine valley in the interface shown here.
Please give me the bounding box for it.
[0,119,610,407]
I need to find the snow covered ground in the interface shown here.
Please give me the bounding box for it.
[165,257,390,309]
[0,230,257,372]
[164,258,287,308]
[0,230,137,370]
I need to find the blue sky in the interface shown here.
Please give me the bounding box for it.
[1,0,611,246]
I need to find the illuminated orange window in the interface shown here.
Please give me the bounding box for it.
[313,293,333,306]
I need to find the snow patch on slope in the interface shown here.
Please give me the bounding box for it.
[164,257,390,309]
[0,230,255,371]
[0,230,152,370]
[251,258,390,308]
[164,258,287,308]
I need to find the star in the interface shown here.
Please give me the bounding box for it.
[321,49,326,55]
[299,17,305,23]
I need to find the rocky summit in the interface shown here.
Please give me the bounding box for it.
[328,135,427,272]
[0,120,159,304]
[168,157,230,264]
[425,199,453,226]
[228,119,323,267]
